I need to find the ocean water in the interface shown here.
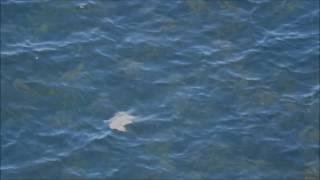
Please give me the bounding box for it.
[1,0,319,179]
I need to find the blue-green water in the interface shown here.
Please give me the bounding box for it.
[1,0,319,179]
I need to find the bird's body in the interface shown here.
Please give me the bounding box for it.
[108,112,134,132]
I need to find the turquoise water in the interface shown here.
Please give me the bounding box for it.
[1,0,319,179]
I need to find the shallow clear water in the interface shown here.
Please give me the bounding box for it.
[1,0,319,179]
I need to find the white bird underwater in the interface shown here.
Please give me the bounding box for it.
[106,111,135,132]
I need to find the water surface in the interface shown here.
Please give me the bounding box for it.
[1,0,319,179]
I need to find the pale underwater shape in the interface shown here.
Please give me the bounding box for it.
[107,112,135,132]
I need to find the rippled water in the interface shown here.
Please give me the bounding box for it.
[1,0,319,179]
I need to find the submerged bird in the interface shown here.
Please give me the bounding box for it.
[107,111,135,132]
